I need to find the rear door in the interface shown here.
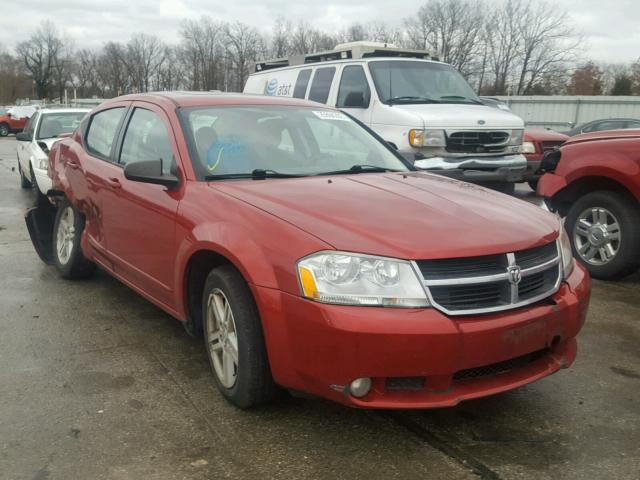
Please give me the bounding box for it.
[101,102,182,307]
[73,103,129,265]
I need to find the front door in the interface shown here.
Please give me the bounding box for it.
[101,103,182,308]
[335,65,372,125]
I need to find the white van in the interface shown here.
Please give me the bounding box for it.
[244,42,527,192]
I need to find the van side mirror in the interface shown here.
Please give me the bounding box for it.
[16,132,32,142]
[342,91,369,109]
[124,159,179,189]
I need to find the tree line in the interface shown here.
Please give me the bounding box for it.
[1,0,639,104]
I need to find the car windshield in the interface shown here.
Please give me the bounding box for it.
[0,108,7,115]
[369,60,481,105]
[181,106,409,179]
[37,112,86,139]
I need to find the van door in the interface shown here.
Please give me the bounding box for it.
[335,64,372,125]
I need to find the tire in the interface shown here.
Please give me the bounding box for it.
[527,179,539,192]
[0,122,9,137]
[18,158,32,188]
[52,199,96,279]
[29,162,49,206]
[202,265,277,408]
[565,190,640,280]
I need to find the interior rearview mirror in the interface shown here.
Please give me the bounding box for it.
[124,159,179,189]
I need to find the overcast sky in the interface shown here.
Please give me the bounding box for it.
[1,0,638,64]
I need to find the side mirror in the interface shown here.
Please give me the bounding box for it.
[16,132,32,142]
[124,159,179,189]
[342,91,369,109]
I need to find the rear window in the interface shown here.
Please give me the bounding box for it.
[293,69,312,99]
[86,107,126,160]
[308,67,336,104]
[37,112,86,139]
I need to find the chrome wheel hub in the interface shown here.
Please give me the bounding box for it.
[56,207,75,265]
[574,207,620,265]
[206,289,238,389]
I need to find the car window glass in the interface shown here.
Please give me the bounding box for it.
[86,107,126,160]
[308,67,336,104]
[293,69,312,99]
[626,120,640,129]
[182,106,407,178]
[337,66,371,108]
[120,108,175,174]
[591,121,621,132]
[24,113,39,136]
[37,112,86,139]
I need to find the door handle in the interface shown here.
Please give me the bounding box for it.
[106,177,122,189]
[67,161,80,169]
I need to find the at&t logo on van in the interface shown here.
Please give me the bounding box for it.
[264,78,292,97]
[265,78,278,96]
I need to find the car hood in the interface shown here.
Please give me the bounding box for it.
[525,129,568,142]
[395,103,524,129]
[564,129,640,145]
[212,172,559,260]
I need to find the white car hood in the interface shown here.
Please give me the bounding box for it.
[396,103,524,129]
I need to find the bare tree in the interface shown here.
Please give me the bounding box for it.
[96,42,128,97]
[15,21,63,98]
[180,17,224,90]
[223,22,262,91]
[271,17,292,58]
[120,34,166,93]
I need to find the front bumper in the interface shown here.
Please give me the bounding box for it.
[411,154,527,183]
[522,157,542,181]
[254,263,590,409]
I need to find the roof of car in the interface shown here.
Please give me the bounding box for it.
[565,128,640,145]
[107,91,331,110]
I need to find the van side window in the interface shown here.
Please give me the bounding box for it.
[293,69,312,99]
[337,66,371,108]
[308,67,336,104]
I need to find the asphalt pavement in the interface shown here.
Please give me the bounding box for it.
[0,136,639,480]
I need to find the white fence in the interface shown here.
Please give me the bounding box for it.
[495,96,640,131]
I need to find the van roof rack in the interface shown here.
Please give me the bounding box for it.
[254,41,436,72]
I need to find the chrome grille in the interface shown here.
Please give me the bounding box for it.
[414,241,561,315]
[446,131,510,154]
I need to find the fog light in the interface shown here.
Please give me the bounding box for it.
[349,377,372,398]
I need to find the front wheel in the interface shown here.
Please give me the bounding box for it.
[0,123,9,137]
[52,199,96,279]
[202,265,277,408]
[565,191,640,279]
[18,158,32,188]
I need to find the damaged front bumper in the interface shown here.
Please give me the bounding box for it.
[24,203,57,265]
[411,154,527,183]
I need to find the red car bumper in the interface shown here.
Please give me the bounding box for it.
[253,263,590,409]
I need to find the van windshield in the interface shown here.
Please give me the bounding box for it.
[369,61,481,105]
[181,106,409,179]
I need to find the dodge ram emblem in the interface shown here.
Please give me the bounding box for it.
[508,265,522,285]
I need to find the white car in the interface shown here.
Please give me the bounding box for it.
[16,108,89,196]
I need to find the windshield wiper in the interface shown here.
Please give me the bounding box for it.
[387,96,440,105]
[316,164,403,176]
[205,169,307,181]
[438,95,484,105]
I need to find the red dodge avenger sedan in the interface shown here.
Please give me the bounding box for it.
[26,92,591,409]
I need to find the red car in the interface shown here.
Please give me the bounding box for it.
[26,93,590,409]
[0,107,34,137]
[538,129,640,280]
[521,129,568,189]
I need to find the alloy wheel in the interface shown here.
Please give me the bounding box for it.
[574,207,621,265]
[206,288,239,388]
[56,206,75,265]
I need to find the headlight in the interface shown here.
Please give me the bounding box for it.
[559,225,575,278]
[297,252,430,308]
[521,141,537,154]
[409,129,445,147]
[508,129,524,146]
